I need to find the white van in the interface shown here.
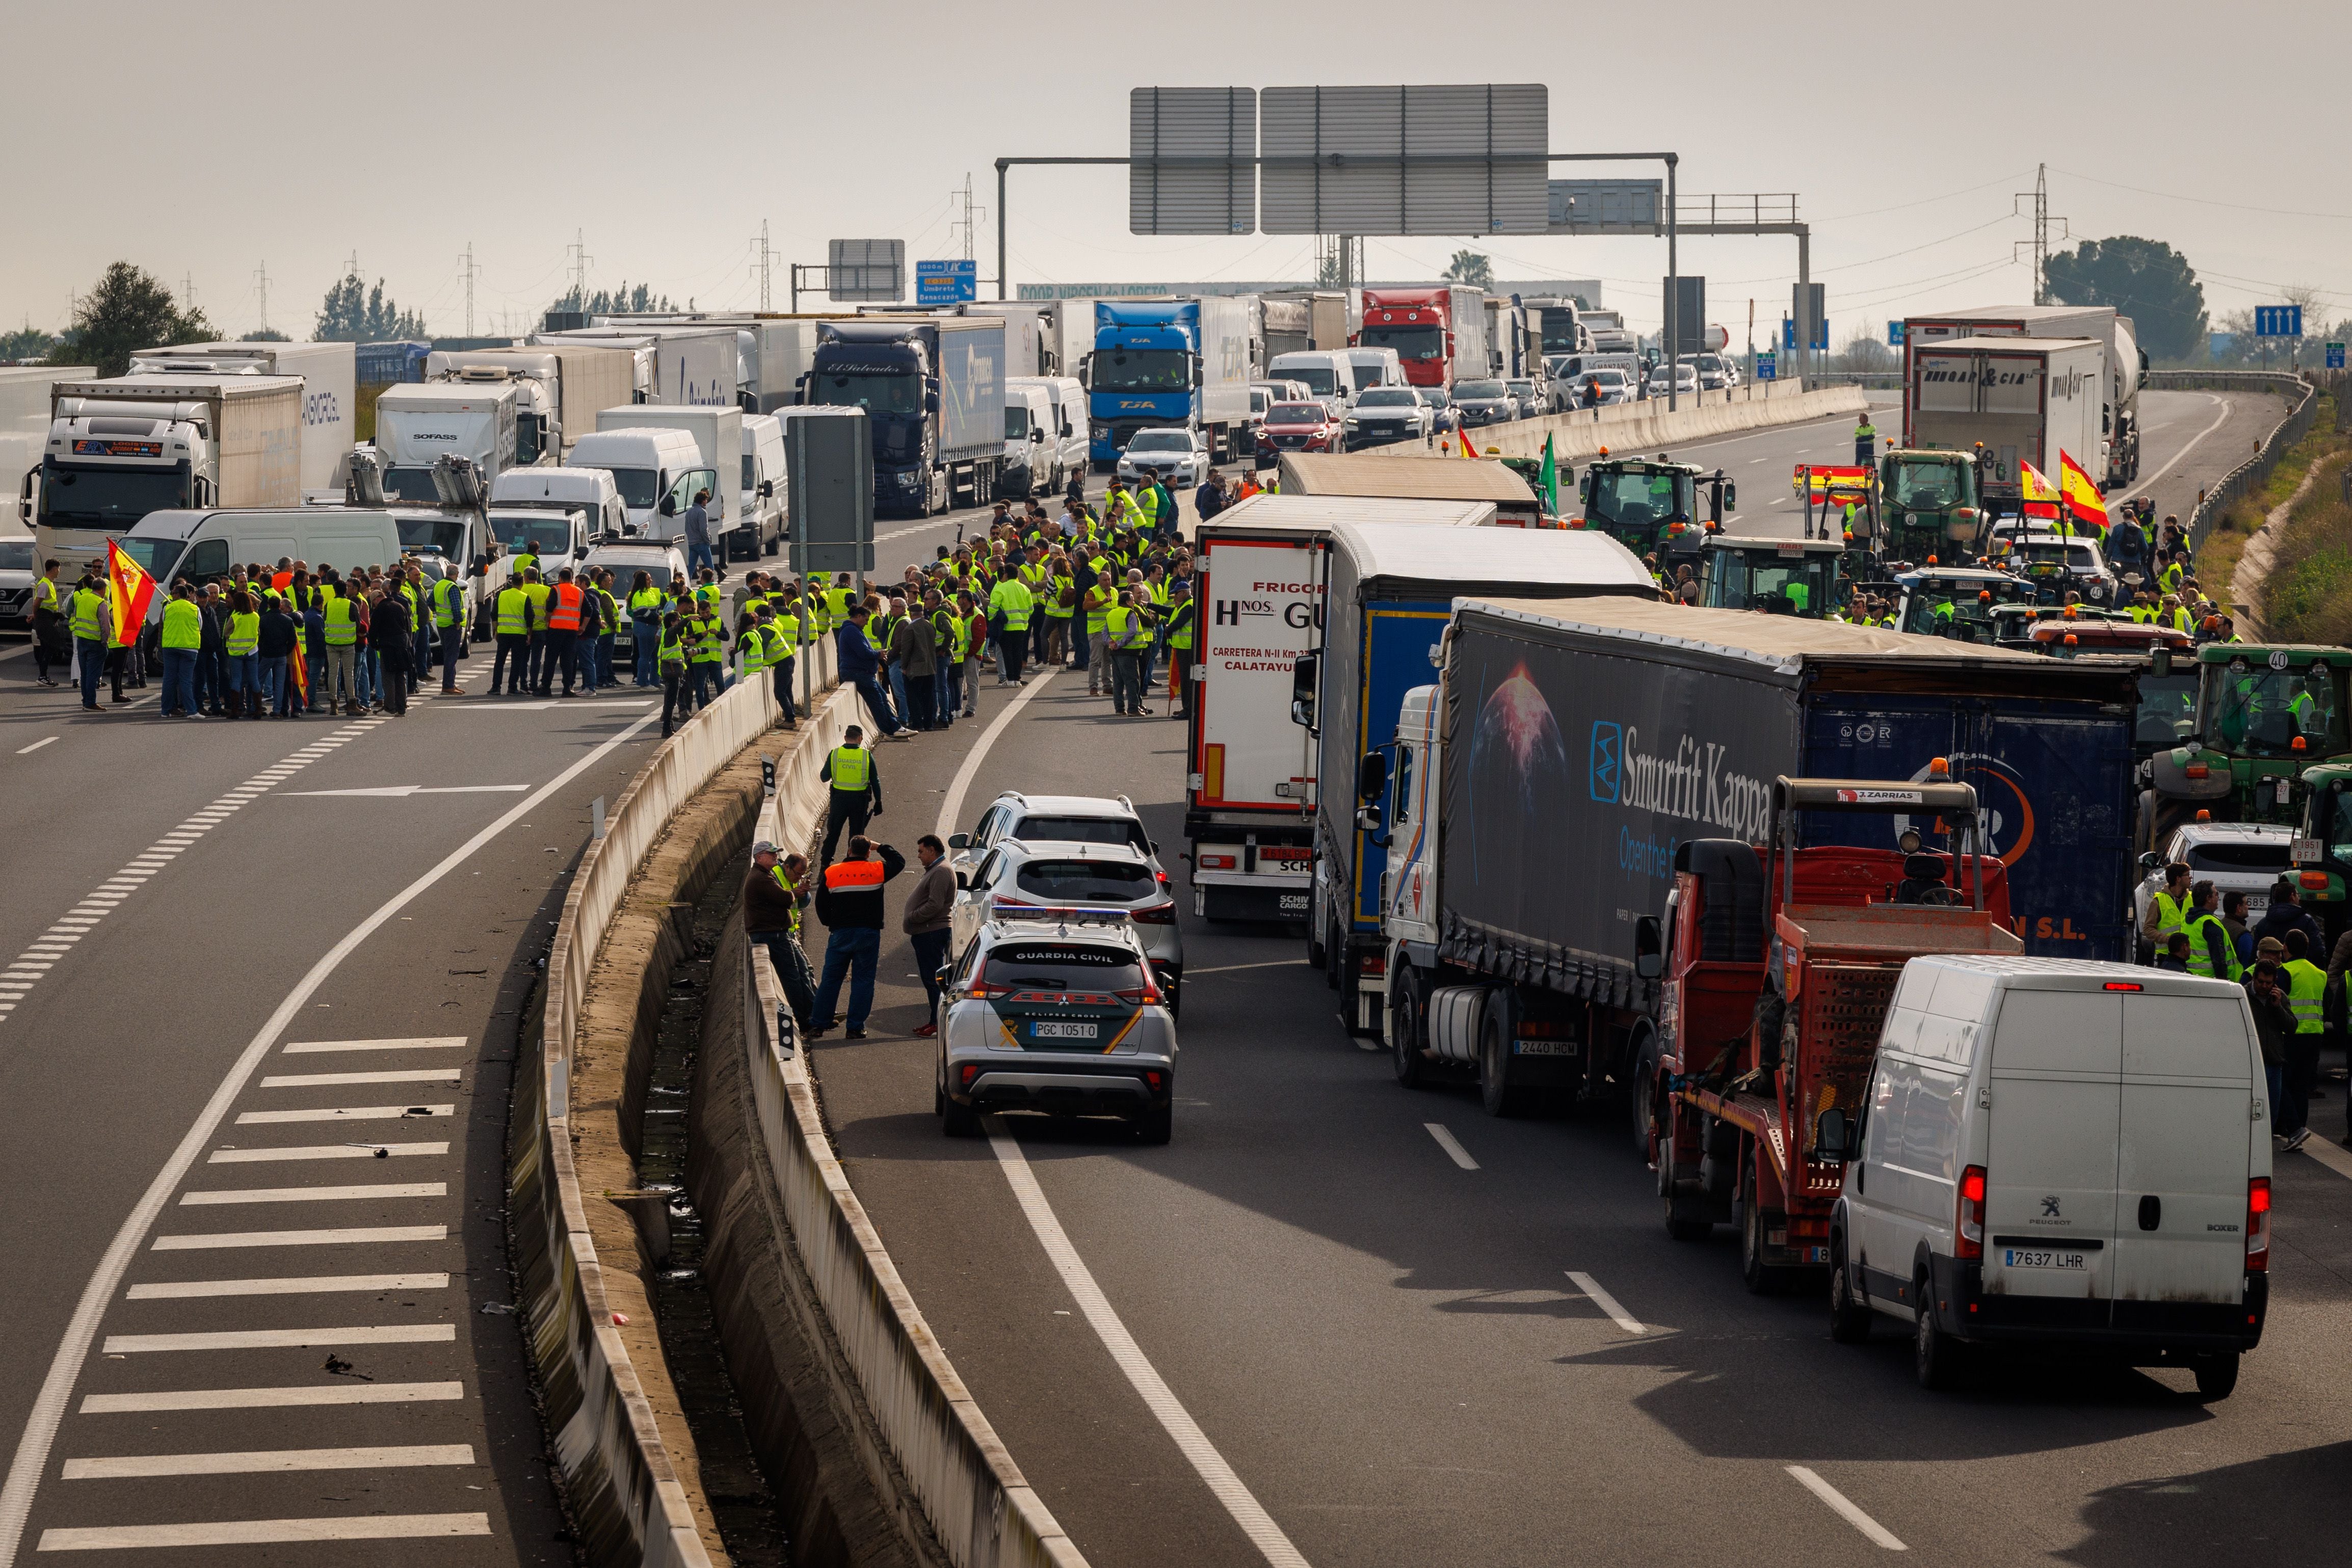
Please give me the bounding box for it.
[566,427,716,543]
[1344,346,1405,395]
[999,381,1056,498]
[1822,955,2270,1398]
[740,414,786,560]
[1037,375,1088,487]
[1267,351,1359,415]
[121,507,406,609]
[487,466,628,540]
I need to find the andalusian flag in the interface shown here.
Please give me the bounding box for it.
[104,539,155,644]
[2057,450,2109,535]
[1539,434,1560,514]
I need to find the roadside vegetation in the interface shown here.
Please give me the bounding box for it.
[2194,395,2344,608]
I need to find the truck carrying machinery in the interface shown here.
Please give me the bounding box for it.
[1355,287,1488,390]
[1365,598,2137,1128]
[1902,305,2144,486]
[1085,298,1253,466]
[806,314,1005,515]
[1904,336,2106,512]
[29,374,306,580]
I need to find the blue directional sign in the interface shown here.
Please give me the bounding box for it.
[1888,320,1905,346]
[1756,351,1777,382]
[2255,304,2304,338]
[2329,342,2345,370]
[915,259,976,305]
[1782,316,1829,352]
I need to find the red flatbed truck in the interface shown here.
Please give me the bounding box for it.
[1648,772,2024,1291]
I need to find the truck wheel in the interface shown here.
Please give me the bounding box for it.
[1629,1032,1661,1160]
[1740,1158,1790,1296]
[1390,966,1426,1088]
[1478,1009,1532,1117]
[1829,1243,1873,1343]
[1661,1133,1710,1241]
[1306,922,1327,974]
[2191,1351,2239,1401]
[1913,1271,1968,1390]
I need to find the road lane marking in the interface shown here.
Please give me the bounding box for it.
[0,702,661,1565]
[986,1122,1311,1568]
[281,1037,465,1054]
[2111,392,2231,506]
[1184,961,1309,976]
[36,1513,490,1550]
[1565,1271,1646,1335]
[126,1273,448,1299]
[1424,1124,1479,1170]
[234,1105,453,1125]
[14,738,55,755]
[279,784,532,798]
[152,1225,450,1252]
[2299,1136,2352,1181]
[79,1383,463,1414]
[206,1143,447,1163]
[259,1069,460,1087]
[935,669,1060,837]
[1787,1466,1907,1550]
[62,1445,472,1480]
[99,1325,456,1354]
[179,1183,445,1206]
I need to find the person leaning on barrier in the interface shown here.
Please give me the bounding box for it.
[744,841,817,1029]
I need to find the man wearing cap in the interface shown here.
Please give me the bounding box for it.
[744,842,816,1028]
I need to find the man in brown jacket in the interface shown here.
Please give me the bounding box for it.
[744,841,816,1027]
[904,833,957,1037]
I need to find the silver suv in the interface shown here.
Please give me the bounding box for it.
[934,911,1177,1143]
[950,791,1163,874]
[949,838,1185,1015]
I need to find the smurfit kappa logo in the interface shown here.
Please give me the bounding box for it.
[1589,721,1622,804]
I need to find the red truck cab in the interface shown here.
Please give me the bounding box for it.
[1357,288,1466,390]
[1642,772,2022,1292]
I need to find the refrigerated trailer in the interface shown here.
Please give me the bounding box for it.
[1906,336,2106,508]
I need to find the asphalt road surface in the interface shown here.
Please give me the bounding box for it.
[800,656,2352,1568]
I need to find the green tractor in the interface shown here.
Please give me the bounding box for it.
[1690,535,1847,618]
[1875,447,1991,567]
[2143,645,2352,853]
[1569,451,1734,562]
[2292,762,2352,951]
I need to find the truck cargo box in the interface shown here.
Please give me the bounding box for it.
[1435,598,2137,1002]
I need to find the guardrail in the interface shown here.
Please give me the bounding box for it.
[511,632,836,1568]
[2154,371,2318,554]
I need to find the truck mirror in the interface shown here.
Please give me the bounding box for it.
[659,496,677,517]
[1633,914,1663,979]
[1290,651,1318,730]
[2138,851,2161,873]
[1723,481,1737,511]
[1061,424,1074,439]
[1577,474,1592,504]
[2150,643,2172,678]
[760,480,775,498]
[1355,805,1384,834]
[1191,354,1204,390]
[926,391,941,415]
[1357,751,1388,802]
[1030,429,1045,443]
[1813,1107,1851,1164]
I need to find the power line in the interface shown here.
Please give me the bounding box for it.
[1815,171,2036,224]
[2051,167,2352,222]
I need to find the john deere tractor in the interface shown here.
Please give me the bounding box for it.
[2143,644,2352,853]
[1570,451,1733,561]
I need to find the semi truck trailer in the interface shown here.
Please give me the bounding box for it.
[1901,305,2144,486]
[1906,336,2106,510]
[1086,297,1252,466]
[806,315,1005,516]
[125,340,355,496]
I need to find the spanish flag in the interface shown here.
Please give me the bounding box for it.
[2018,460,2063,523]
[2057,450,2108,535]
[104,539,155,645]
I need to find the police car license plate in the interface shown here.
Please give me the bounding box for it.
[1032,1021,1097,1042]
[2002,1248,2087,1270]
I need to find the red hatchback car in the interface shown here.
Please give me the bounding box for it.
[1258,401,1343,457]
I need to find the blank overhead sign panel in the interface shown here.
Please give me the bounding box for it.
[1549,179,1661,234]
[1259,84,1549,236]
[1130,87,1257,236]
[826,238,904,303]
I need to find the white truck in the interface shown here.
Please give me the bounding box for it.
[592,314,820,414]
[537,325,737,407]
[372,381,522,502]
[595,404,741,550]
[124,340,356,496]
[1040,299,1097,378]
[28,374,305,580]
[1906,335,2106,510]
[421,344,638,461]
[1902,305,2145,485]
[2,365,88,536]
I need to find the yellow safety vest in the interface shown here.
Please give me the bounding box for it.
[324,596,363,647]
[2285,957,2327,1033]
[160,598,202,651]
[829,746,871,793]
[226,610,260,656]
[991,578,1035,631]
[769,866,802,936]
[688,615,724,663]
[494,587,530,635]
[736,627,766,675]
[2185,913,2241,982]
[69,586,104,642]
[759,622,789,665]
[2151,889,2189,941]
[432,577,464,628]
[524,582,552,629]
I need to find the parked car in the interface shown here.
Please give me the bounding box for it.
[1644,364,1701,399]
[1417,386,1460,435]
[2132,822,2295,959]
[1258,401,1345,458]
[1507,378,1547,418]
[947,836,1184,1016]
[580,541,690,667]
[1991,528,2120,604]
[0,537,34,633]
[1825,955,2270,1399]
[1568,367,1636,407]
[1116,427,1211,489]
[1346,387,1435,448]
[1451,379,1516,428]
[933,909,1176,1143]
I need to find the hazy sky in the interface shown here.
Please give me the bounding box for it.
[7,0,2346,347]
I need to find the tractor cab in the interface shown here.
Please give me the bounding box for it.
[1892,567,2038,642]
[1696,535,1847,619]
[1573,450,1732,558]
[2146,646,2352,842]
[1877,447,1987,564]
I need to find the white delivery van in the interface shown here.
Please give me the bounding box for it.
[1267,351,1359,415]
[999,380,1058,498]
[1037,376,1088,488]
[488,466,628,540]
[121,507,406,606]
[593,405,741,550]
[1343,346,1405,394]
[483,504,594,582]
[1823,955,2271,1399]
[739,413,786,560]
[566,427,715,543]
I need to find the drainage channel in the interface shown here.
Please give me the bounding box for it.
[643,844,790,1567]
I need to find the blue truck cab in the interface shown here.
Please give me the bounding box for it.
[1085,298,1250,468]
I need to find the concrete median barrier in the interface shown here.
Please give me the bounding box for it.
[1451,379,1868,467]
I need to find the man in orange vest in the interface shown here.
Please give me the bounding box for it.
[539,566,587,698]
[808,834,906,1040]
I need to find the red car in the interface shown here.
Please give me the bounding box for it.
[1258,401,1343,457]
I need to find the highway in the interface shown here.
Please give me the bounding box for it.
[0,380,2310,1565]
